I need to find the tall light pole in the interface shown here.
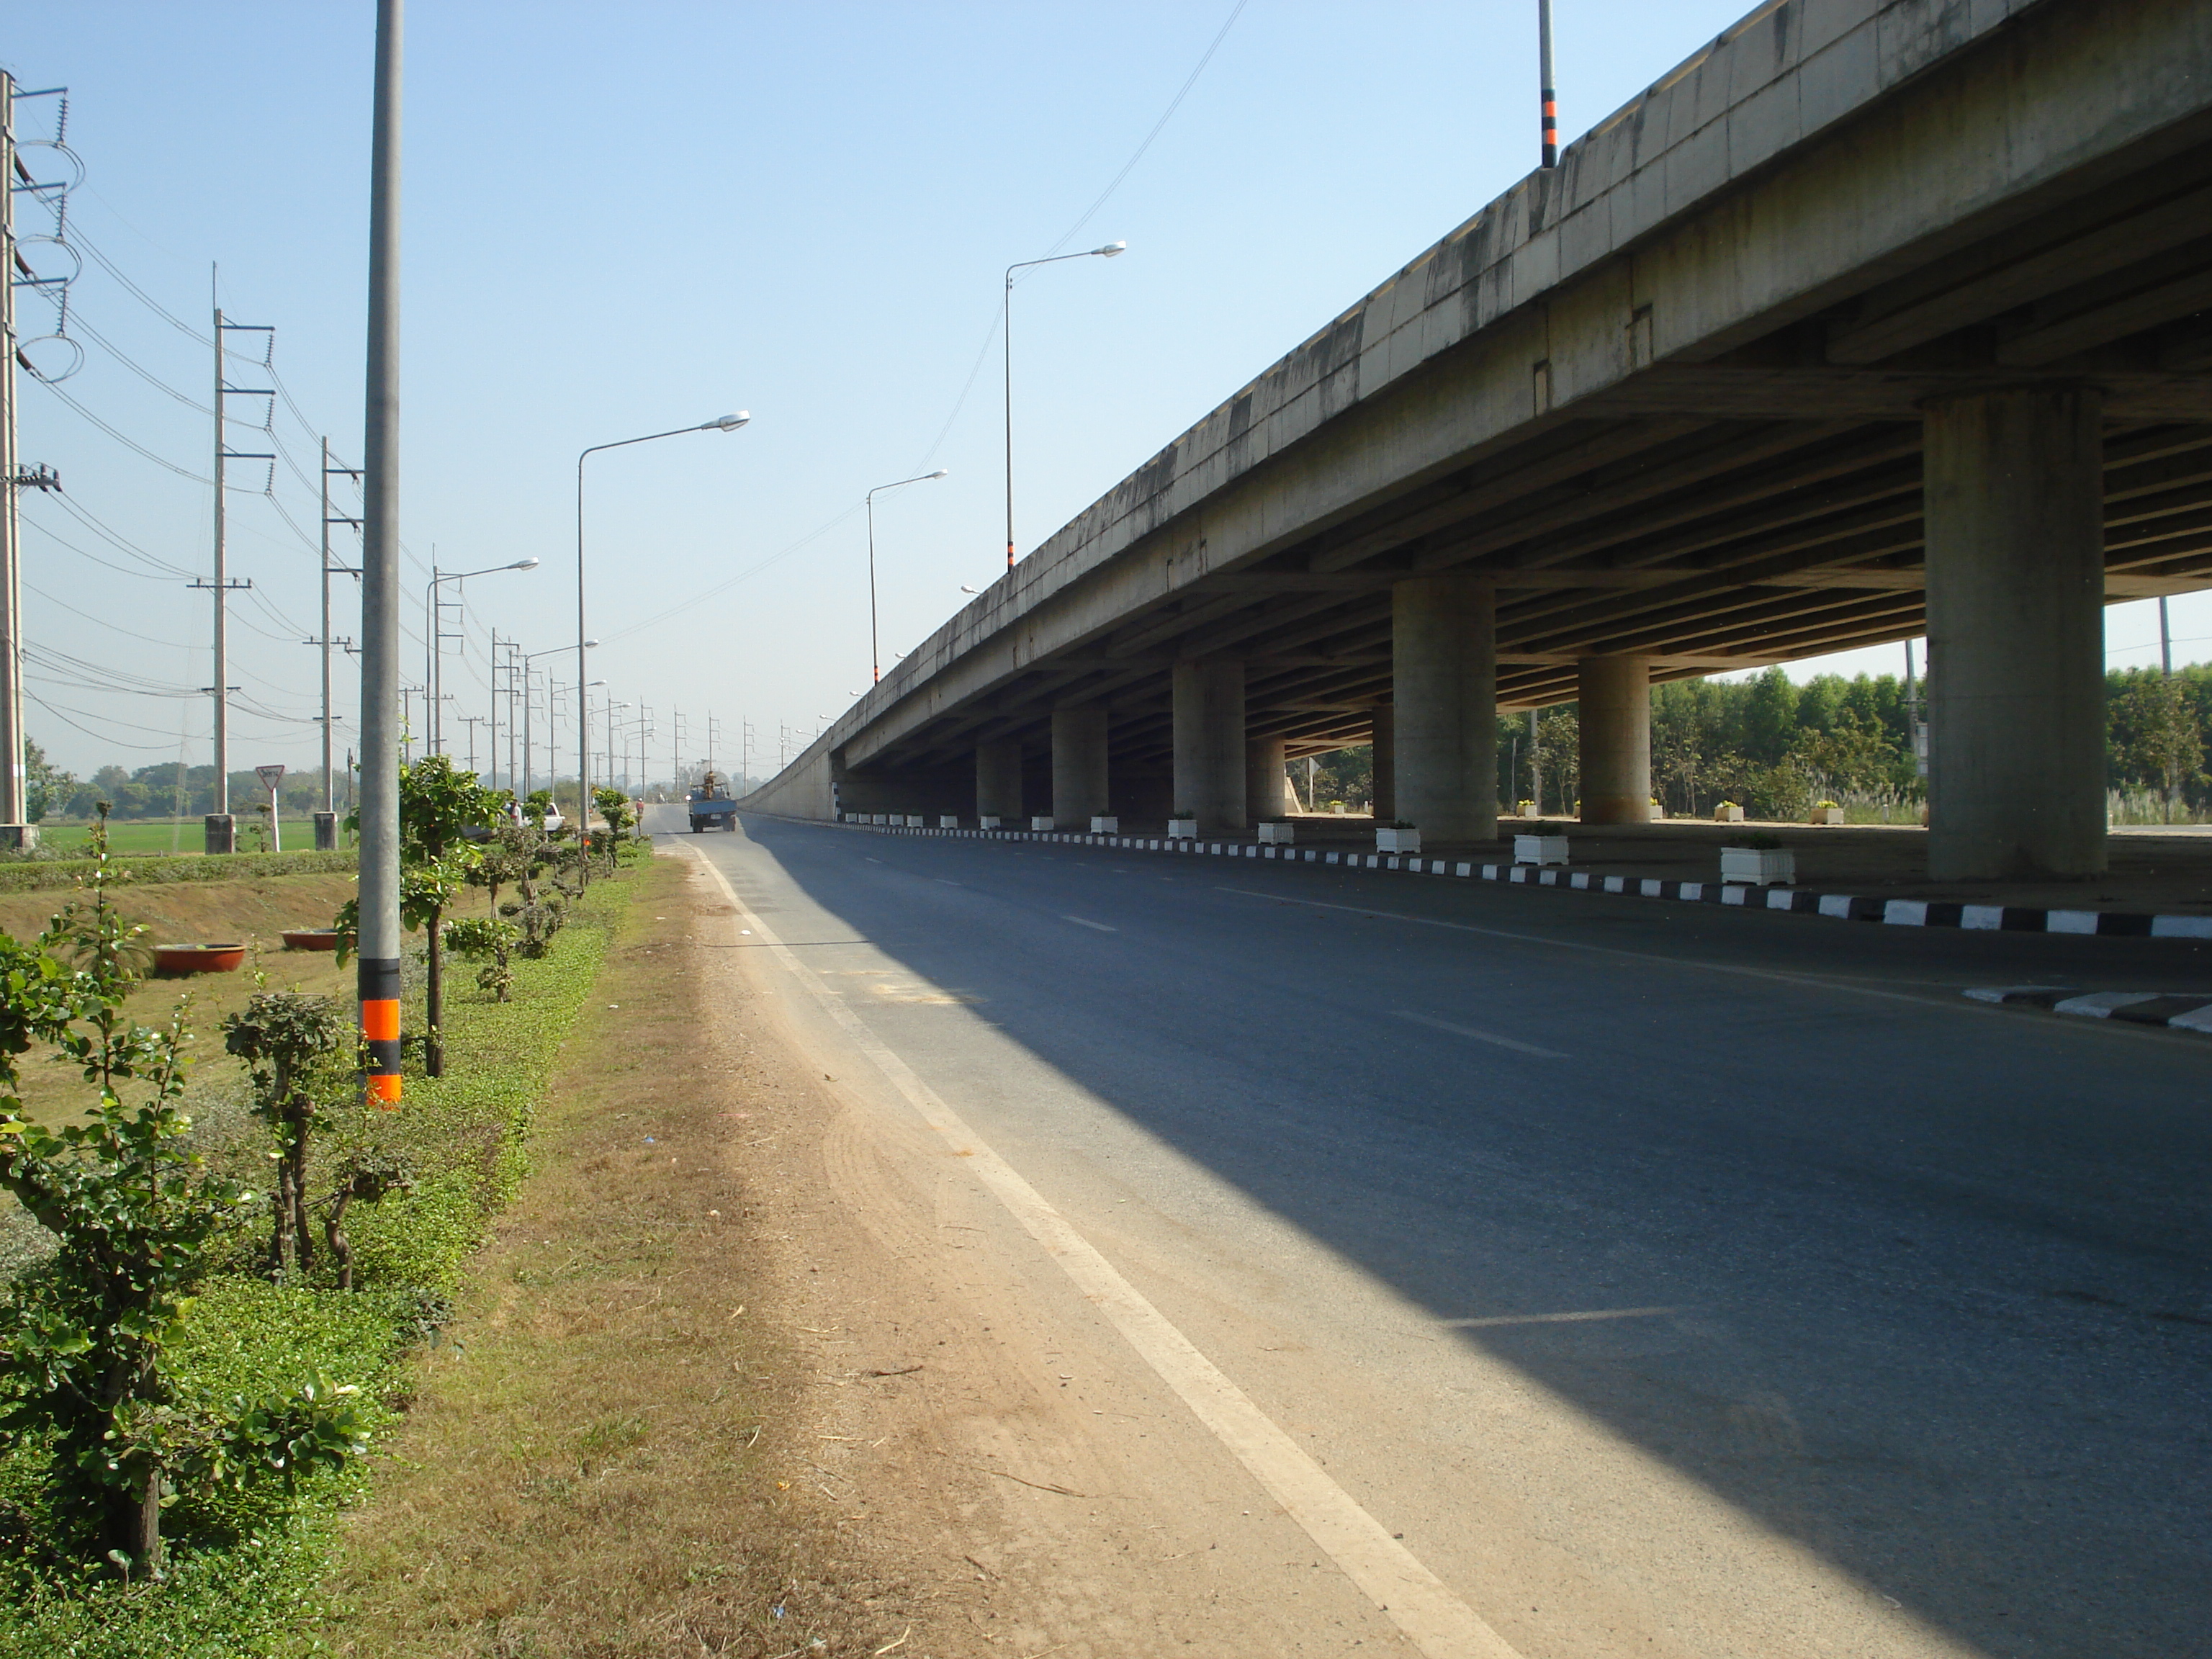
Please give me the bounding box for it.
[358,0,404,1109]
[1004,243,1123,570]
[866,469,948,682]
[422,557,536,757]
[576,412,749,833]
[521,639,592,795]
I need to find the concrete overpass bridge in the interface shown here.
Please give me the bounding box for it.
[745,0,2212,881]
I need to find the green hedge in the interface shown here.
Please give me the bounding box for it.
[0,849,357,894]
[0,866,633,1657]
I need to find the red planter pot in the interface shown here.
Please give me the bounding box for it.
[281,929,340,952]
[153,943,248,975]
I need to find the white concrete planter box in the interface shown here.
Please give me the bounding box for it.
[1376,827,1421,854]
[1809,806,1844,825]
[1030,816,1056,832]
[1514,834,1569,866]
[1714,804,1745,823]
[1257,822,1295,845]
[1089,815,1119,833]
[1720,846,1796,885]
[1515,803,1542,819]
[1167,818,1198,839]
[902,815,922,827]
[939,814,960,829]
[871,814,889,825]
[979,815,1003,830]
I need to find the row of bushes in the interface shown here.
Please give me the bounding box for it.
[0,822,643,1656]
[0,850,358,894]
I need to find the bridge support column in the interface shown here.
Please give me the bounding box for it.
[1391,576,1496,840]
[1924,385,2105,880]
[1246,734,1287,824]
[1172,658,1245,835]
[976,739,1023,822]
[1051,706,1110,826]
[1578,655,1652,823]
[1370,707,1394,821]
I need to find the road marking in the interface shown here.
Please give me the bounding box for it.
[935,878,963,887]
[1445,1306,1680,1328]
[685,846,1519,1659]
[1393,1010,1566,1058]
[1063,915,1118,932]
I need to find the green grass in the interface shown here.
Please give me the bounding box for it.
[0,853,642,1658]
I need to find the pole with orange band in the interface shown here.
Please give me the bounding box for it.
[356,0,405,1107]
[1538,0,1558,169]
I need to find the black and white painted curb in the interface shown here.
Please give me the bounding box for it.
[1965,986,2212,1035]
[808,815,2212,942]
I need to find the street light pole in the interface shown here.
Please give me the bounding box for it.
[575,412,749,842]
[520,639,593,797]
[1004,242,1123,570]
[423,557,537,760]
[866,469,948,682]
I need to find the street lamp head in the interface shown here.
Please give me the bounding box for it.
[926,468,950,480]
[703,412,750,432]
[1095,240,1127,257]
[960,585,979,594]
[509,557,541,571]
[583,637,601,649]
[586,678,608,688]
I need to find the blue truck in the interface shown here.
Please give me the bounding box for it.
[686,773,739,833]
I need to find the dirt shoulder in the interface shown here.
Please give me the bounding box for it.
[323,853,999,1658]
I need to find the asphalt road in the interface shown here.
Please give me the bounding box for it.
[665,808,2211,1659]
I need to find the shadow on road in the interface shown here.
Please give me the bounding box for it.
[723,815,2212,1659]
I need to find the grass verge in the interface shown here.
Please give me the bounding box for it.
[0,853,642,1658]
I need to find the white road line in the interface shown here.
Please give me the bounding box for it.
[1393,1010,1567,1058]
[1444,1307,1680,1328]
[1063,915,1118,932]
[684,845,1518,1659]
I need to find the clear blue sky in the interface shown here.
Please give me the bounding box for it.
[9,2,2199,788]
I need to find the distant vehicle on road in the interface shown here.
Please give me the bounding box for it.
[687,772,739,833]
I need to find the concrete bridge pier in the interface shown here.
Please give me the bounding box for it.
[1370,706,1394,822]
[1051,706,1110,827]
[1173,657,1246,835]
[1390,576,1496,840]
[1923,385,2107,881]
[1578,655,1653,824]
[976,739,1025,822]
[1247,734,1287,824]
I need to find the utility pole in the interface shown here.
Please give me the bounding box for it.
[357,0,405,1107]
[1537,0,1559,168]
[203,292,272,853]
[487,627,500,786]
[1528,708,1542,815]
[315,439,361,848]
[0,73,66,850]
[458,713,486,777]
[2160,595,2173,675]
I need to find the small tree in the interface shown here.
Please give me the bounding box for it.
[340,754,493,1076]
[222,993,352,1275]
[0,813,306,1573]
